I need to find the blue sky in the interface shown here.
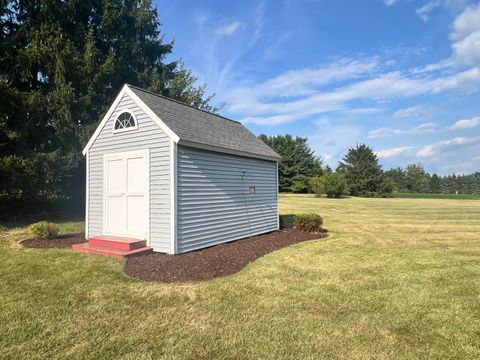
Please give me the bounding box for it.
[156,0,480,175]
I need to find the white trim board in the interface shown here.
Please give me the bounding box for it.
[178,140,281,162]
[170,139,177,254]
[85,152,89,239]
[276,161,280,231]
[82,85,178,155]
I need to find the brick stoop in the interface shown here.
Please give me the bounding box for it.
[72,235,153,259]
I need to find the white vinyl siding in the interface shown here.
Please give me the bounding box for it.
[176,146,278,253]
[87,93,171,252]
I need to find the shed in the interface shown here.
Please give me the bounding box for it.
[78,84,281,256]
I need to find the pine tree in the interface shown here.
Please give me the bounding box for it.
[258,135,323,193]
[0,0,217,205]
[429,174,442,194]
[337,144,390,196]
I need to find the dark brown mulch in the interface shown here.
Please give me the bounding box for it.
[124,229,328,283]
[21,233,86,249]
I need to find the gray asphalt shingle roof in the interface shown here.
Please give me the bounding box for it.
[128,85,281,161]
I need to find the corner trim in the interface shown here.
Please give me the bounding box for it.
[85,152,89,239]
[276,161,280,230]
[170,139,178,254]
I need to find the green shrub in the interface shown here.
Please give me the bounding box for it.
[310,173,347,198]
[293,213,324,232]
[310,176,324,197]
[30,221,59,239]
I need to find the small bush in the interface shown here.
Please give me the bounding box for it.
[310,176,324,197]
[293,213,324,232]
[310,173,347,198]
[30,221,59,239]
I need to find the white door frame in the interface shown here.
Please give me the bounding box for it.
[103,149,150,242]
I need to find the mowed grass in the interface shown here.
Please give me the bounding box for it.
[393,192,480,200]
[1,195,480,359]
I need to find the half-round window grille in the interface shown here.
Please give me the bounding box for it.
[114,111,137,132]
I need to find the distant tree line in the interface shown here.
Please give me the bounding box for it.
[260,134,480,197]
[385,165,480,195]
[261,135,393,197]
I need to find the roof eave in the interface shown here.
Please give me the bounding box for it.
[178,140,282,162]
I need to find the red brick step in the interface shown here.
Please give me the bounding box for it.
[72,235,153,259]
[88,235,146,251]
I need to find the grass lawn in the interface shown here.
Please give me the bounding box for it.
[1,195,480,359]
[392,192,480,200]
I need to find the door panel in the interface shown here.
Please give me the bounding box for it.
[127,196,145,235]
[107,159,124,193]
[107,195,125,232]
[104,150,148,239]
[127,157,146,193]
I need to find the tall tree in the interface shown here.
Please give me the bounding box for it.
[385,167,406,192]
[0,0,216,205]
[429,174,442,193]
[405,164,430,192]
[337,144,390,196]
[258,134,322,193]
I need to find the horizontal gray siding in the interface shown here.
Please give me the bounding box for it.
[88,93,171,253]
[176,146,278,253]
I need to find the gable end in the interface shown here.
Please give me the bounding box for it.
[82,85,179,155]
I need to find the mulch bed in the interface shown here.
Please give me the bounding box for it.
[124,229,328,283]
[21,233,86,249]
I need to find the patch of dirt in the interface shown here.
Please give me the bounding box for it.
[124,229,328,283]
[21,233,86,249]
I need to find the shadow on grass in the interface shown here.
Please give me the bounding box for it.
[0,199,84,230]
[312,195,351,200]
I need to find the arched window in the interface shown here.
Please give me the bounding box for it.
[113,110,138,133]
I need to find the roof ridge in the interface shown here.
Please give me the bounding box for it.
[125,84,240,124]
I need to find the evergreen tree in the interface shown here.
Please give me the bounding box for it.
[258,135,322,193]
[337,144,390,196]
[0,0,217,205]
[429,174,442,193]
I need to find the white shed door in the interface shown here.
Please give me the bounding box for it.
[104,150,149,239]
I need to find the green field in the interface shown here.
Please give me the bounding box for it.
[392,192,480,200]
[1,195,480,359]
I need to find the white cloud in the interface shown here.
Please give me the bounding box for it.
[451,3,480,41]
[384,0,398,6]
[368,127,399,138]
[473,155,480,160]
[215,21,245,35]
[340,107,385,115]
[214,1,480,128]
[237,57,379,100]
[376,146,415,158]
[450,116,480,129]
[368,122,437,138]
[416,1,442,22]
[394,105,436,118]
[417,136,480,157]
[411,122,437,134]
[451,3,480,66]
[410,58,455,74]
[228,65,480,125]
